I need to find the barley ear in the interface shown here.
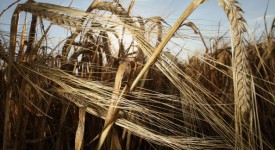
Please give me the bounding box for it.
[219,0,255,149]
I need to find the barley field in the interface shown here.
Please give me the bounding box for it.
[0,0,274,149]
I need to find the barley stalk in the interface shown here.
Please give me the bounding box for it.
[3,5,20,149]
[130,0,207,91]
[62,0,101,58]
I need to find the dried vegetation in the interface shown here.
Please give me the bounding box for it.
[0,0,274,149]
